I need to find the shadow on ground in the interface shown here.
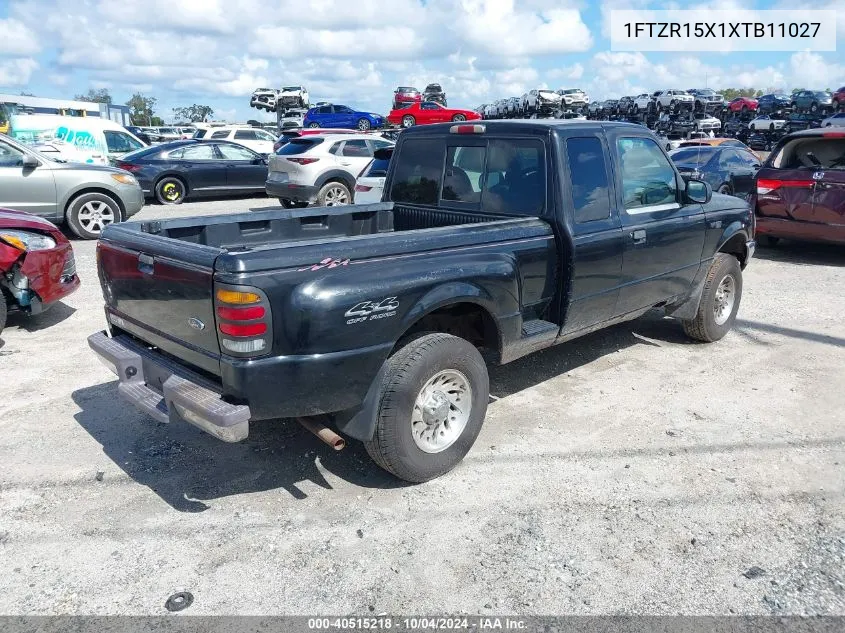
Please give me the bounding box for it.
[5,301,76,332]
[754,241,845,267]
[71,312,695,512]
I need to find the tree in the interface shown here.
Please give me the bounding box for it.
[126,93,158,126]
[151,116,164,126]
[74,88,112,104]
[172,104,214,122]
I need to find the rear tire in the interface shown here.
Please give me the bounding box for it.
[316,181,351,206]
[66,192,122,240]
[155,177,186,205]
[308,122,320,128]
[682,254,743,343]
[364,333,489,482]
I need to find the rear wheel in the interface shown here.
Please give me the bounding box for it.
[308,122,320,129]
[316,181,350,206]
[364,333,489,482]
[66,192,122,240]
[155,177,186,205]
[682,254,743,342]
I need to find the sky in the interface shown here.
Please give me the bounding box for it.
[0,0,843,123]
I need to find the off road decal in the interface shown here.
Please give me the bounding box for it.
[345,297,399,325]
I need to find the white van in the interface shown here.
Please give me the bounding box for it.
[7,114,146,165]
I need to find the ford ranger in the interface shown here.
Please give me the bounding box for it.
[88,121,756,482]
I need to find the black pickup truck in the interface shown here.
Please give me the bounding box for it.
[89,120,755,482]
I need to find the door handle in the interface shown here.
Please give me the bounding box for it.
[631,229,647,245]
[138,253,154,275]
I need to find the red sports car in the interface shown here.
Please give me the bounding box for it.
[0,208,80,335]
[728,97,758,113]
[387,101,482,127]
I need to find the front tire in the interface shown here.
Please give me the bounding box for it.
[155,177,186,205]
[308,122,320,129]
[66,192,122,239]
[364,333,489,482]
[682,254,743,342]
[357,118,371,131]
[451,114,466,122]
[402,115,416,128]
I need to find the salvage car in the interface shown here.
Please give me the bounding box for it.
[266,134,393,208]
[791,90,833,114]
[303,104,385,131]
[727,97,758,113]
[821,112,845,128]
[250,88,278,112]
[689,88,724,111]
[756,93,792,113]
[523,89,563,114]
[783,113,823,134]
[746,132,780,152]
[115,140,268,205]
[0,132,144,239]
[693,113,721,132]
[0,208,80,334]
[632,93,654,113]
[834,86,845,109]
[617,96,635,114]
[393,86,422,109]
[278,86,309,109]
[655,90,695,112]
[88,119,755,483]
[423,83,446,106]
[202,126,277,154]
[556,88,589,108]
[748,114,787,131]
[387,102,481,127]
[753,128,845,245]
[670,145,761,197]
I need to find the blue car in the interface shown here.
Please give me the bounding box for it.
[303,104,384,131]
[756,93,791,113]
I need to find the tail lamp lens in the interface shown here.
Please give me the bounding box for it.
[756,178,814,195]
[216,289,260,304]
[219,322,267,337]
[217,305,265,320]
[215,285,271,357]
[287,157,319,165]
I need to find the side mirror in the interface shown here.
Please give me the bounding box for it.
[686,178,711,204]
[22,154,40,168]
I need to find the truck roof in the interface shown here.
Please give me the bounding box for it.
[398,119,649,137]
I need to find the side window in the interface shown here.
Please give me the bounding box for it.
[216,144,256,160]
[255,130,276,141]
[0,142,24,167]
[482,139,545,215]
[341,140,371,157]
[370,139,392,150]
[180,144,216,160]
[442,146,484,203]
[718,150,737,169]
[104,131,142,153]
[329,142,342,155]
[565,137,611,223]
[389,138,443,205]
[616,137,678,211]
[234,130,257,140]
[210,130,229,139]
[317,106,331,114]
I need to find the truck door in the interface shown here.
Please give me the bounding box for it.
[611,134,706,314]
[558,134,625,335]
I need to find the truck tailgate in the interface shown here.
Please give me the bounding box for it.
[97,227,224,376]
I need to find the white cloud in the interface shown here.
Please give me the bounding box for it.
[0,58,38,87]
[0,18,39,56]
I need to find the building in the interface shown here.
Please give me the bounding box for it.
[0,93,132,128]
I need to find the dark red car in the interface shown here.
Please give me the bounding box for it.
[753,129,845,245]
[728,97,759,113]
[393,86,422,109]
[0,208,80,334]
[834,86,845,109]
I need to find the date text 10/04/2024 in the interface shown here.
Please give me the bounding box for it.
[307,617,528,630]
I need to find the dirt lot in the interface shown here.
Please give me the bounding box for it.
[1,196,843,615]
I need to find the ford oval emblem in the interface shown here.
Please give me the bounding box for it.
[188,317,205,331]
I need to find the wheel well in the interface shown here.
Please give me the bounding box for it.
[719,233,749,269]
[396,303,500,361]
[320,175,354,192]
[65,188,126,221]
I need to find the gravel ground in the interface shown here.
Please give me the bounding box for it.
[0,196,843,616]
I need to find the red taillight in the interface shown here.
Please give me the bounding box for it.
[287,157,319,164]
[757,178,815,195]
[217,305,265,320]
[355,184,373,192]
[219,322,267,337]
[117,162,141,172]
[823,131,845,138]
[450,124,485,134]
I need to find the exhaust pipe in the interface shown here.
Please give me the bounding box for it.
[297,417,346,451]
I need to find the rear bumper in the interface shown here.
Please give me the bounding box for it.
[265,181,319,203]
[88,331,251,442]
[756,217,845,245]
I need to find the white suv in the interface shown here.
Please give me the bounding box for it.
[655,89,695,111]
[278,86,309,109]
[196,126,278,154]
[266,134,394,208]
[523,89,563,114]
[557,88,589,108]
[632,94,654,113]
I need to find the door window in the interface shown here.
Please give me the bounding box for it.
[616,137,678,211]
[565,137,611,223]
[317,106,332,114]
[104,130,143,154]
[341,140,371,157]
[216,144,256,160]
[210,130,230,139]
[179,144,216,160]
[0,141,25,167]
